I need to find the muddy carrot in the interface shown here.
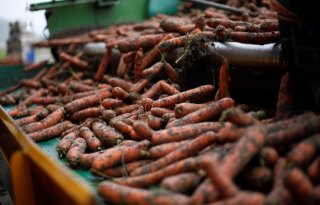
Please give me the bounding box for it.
[69,80,94,93]
[98,160,152,177]
[29,120,73,142]
[91,145,149,171]
[70,107,101,122]
[116,104,140,115]
[229,31,281,44]
[24,60,48,71]
[284,168,313,204]
[23,108,65,133]
[78,126,102,151]
[123,51,137,64]
[117,34,166,53]
[149,140,191,159]
[21,79,41,89]
[104,75,133,92]
[64,91,111,113]
[101,98,122,109]
[257,147,278,166]
[141,81,162,99]
[276,72,293,120]
[92,121,124,147]
[132,131,217,176]
[109,119,133,136]
[101,109,117,123]
[97,181,191,205]
[166,97,234,128]
[132,121,154,140]
[150,107,174,117]
[219,107,257,127]
[152,122,221,145]
[191,178,219,204]
[152,85,215,108]
[174,103,206,118]
[134,48,144,81]
[130,78,149,93]
[242,166,273,191]
[95,47,112,81]
[15,108,49,126]
[163,62,178,82]
[159,81,180,95]
[116,54,127,77]
[141,62,164,78]
[66,137,87,167]
[206,191,265,205]
[307,156,320,183]
[139,97,154,111]
[214,58,230,100]
[0,83,22,97]
[112,86,131,101]
[56,132,78,158]
[161,172,202,194]
[118,140,139,147]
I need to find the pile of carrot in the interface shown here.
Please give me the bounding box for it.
[1,1,319,205]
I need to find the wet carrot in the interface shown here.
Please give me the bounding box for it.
[229,31,280,44]
[132,131,217,176]
[307,156,320,183]
[141,62,164,78]
[152,85,215,108]
[91,145,149,171]
[64,91,111,113]
[152,122,221,145]
[134,48,144,82]
[23,108,65,133]
[284,168,313,204]
[98,160,152,177]
[117,34,166,53]
[78,126,102,151]
[163,62,178,82]
[95,47,112,81]
[275,72,293,119]
[97,181,191,205]
[92,121,124,147]
[150,107,174,117]
[149,140,191,159]
[66,137,87,167]
[174,103,206,118]
[161,172,202,194]
[130,78,149,93]
[56,132,78,158]
[166,97,235,128]
[70,107,101,122]
[28,120,74,142]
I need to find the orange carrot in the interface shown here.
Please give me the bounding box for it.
[78,126,102,151]
[174,103,206,118]
[24,60,48,71]
[159,81,180,95]
[160,172,202,194]
[104,75,133,92]
[275,72,293,120]
[95,47,112,81]
[242,166,273,191]
[150,107,174,117]
[66,137,87,167]
[101,109,117,123]
[214,58,230,100]
[98,160,152,177]
[69,80,94,93]
[132,121,154,140]
[109,119,133,136]
[206,191,265,205]
[308,156,320,183]
[60,52,88,69]
[139,97,154,111]
[134,48,144,82]
[166,97,235,128]
[149,140,191,159]
[130,78,149,93]
[101,98,123,109]
[70,107,101,122]
[141,81,162,99]
[116,104,140,115]
[56,132,78,158]
[117,34,166,53]
[141,62,164,78]
[163,62,178,82]
[139,114,163,130]
[257,147,278,166]
[92,121,124,147]
[219,107,257,127]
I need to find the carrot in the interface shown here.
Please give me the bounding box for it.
[206,191,265,205]
[132,121,154,140]
[266,114,320,146]
[92,121,124,147]
[56,132,78,158]
[101,98,122,109]
[101,109,117,123]
[70,107,101,122]
[32,96,59,105]
[141,81,162,99]
[134,48,144,82]
[64,91,111,113]
[69,80,94,92]
[161,172,202,194]
[131,131,217,176]
[200,155,238,198]
[116,54,127,77]
[242,166,273,191]
[91,145,149,171]
[139,97,154,111]
[95,47,112,81]
[166,97,235,128]
[257,147,278,166]
[21,79,41,89]
[117,34,166,53]
[307,156,320,183]
[98,160,152,177]
[97,181,191,205]
[163,62,178,82]
[78,126,102,151]
[174,103,206,118]
[152,85,215,108]
[109,119,133,136]
[66,137,87,167]
[149,140,191,159]
[139,114,163,130]
[150,107,174,117]
[222,29,280,44]
[22,108,65,133]
[116,104,140,115]
[284,168,313,204]
[118,140,139,147]
[214,58,230,101]
[28,120,74,142]
[60,52,88,69]
[152,122,222,145]
[0,83,22,97]
[123,51,137,64]
[159,81,180,95]
[141,62,164,78]
[24,60,48,71]
[130,78,149,93]
[104,75,133,92]
[191,178,219,204]
[275,72,293,120]
[114,157,200,187]
[219,107,257,127]
[15,108,49,126]
[112,86,130,101]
